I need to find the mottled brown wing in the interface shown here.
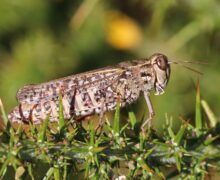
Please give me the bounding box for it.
[16,66,125,104]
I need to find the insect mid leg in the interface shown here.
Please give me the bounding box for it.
[95,98,105,133]
[141,91,155,133]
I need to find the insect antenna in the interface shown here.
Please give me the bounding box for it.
[168,60,209,75]
[176,61,210,65]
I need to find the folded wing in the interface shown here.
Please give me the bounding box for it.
[16,66,125,105]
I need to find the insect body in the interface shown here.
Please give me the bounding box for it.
[8,53,171,131]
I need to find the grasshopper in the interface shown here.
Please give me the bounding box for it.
[8,53,202,132]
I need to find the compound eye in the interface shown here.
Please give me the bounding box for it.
[156,55,168,70]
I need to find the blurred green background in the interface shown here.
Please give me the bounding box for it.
[0,0,219,131]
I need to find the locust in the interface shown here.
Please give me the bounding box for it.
[8,53,202,132]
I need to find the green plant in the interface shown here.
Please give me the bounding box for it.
[0,85,219,179]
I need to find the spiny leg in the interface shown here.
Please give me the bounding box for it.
[18,104,37,124]
[141,91,155,133]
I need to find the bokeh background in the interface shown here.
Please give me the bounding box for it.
[0,0,219,132]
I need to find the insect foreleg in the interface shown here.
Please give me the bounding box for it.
[141,91,155,133]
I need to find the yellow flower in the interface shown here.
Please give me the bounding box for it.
[105,11,142,50]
